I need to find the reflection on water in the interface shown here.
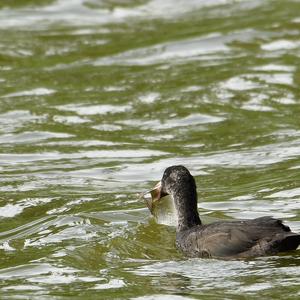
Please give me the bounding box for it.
[0,0,300,299]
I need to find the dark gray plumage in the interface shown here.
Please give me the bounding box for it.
[158,165,300,259]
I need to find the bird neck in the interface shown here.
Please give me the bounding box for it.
[172,187,201,232]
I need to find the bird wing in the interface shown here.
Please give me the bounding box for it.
[180,217,291,258]
[193,227,257,257]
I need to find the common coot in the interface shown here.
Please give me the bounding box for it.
[147,165,300,259]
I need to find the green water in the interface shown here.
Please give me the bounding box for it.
[1,0,300,299]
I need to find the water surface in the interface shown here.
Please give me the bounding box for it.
[0,0,300,299]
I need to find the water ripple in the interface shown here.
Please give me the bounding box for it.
[1,0,300,299]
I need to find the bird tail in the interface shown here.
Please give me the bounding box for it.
[274,233,300,252]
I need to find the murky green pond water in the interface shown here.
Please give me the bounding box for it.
[1,0,300,299]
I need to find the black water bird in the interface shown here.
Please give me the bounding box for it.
[150,165,300,259]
